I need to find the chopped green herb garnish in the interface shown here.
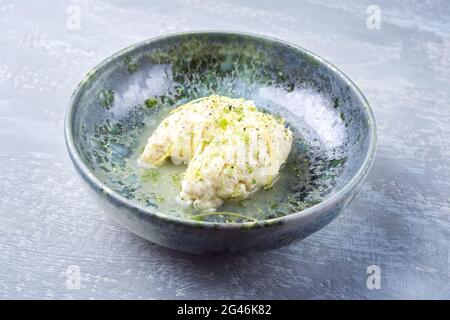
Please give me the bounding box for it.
[218,117,229,130]
[141,168,159,183]
[169,172,181,186]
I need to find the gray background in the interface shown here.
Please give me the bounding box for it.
[1,0,449,299]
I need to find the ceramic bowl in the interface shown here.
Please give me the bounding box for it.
[65,31,376,254]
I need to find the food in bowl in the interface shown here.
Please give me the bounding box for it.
[65,32,376,254]
[139,95,293,210]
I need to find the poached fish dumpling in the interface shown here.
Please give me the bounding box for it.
[139,95,293,210]
[139,96,257,166]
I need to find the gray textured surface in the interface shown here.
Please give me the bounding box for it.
[0,0,449,299]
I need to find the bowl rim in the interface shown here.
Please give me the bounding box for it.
[65,30,377,230]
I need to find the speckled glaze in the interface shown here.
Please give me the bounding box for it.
[65,31,376,254]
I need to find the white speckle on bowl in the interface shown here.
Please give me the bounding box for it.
[258,86,347,150]
[112,64,174,117]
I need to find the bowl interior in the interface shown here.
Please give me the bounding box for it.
[69,32,372,223]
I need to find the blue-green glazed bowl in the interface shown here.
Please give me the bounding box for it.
[65,31,376,255]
